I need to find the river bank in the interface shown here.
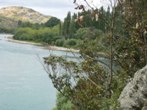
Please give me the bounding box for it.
[6,35,79,53]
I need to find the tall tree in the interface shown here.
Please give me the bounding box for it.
[69,13,77,38]
[62,12,71,38]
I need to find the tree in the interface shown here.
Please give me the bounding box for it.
[44,0,147,109]
[43,56,107,110]
[45,17,60,27]
[69,14,77,38]
[62,12,71,38]
[44,0,118,109]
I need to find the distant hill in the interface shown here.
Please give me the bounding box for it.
[0,15,18,28]
[0,6,51,24]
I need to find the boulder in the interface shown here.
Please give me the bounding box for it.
[119,65,147,110]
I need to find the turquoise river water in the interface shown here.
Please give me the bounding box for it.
[0,34,75,110]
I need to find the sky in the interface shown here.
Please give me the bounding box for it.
[0,0,109,20]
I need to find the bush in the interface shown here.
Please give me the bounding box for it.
[13,27,35,41]
[13,27,60,44]
[55,39,65,46]
[53,93,73,110]
[64,39,77,47]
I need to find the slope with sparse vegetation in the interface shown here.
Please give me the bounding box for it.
[0,6,51,24]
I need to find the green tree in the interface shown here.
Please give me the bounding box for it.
[45,17,60,27]
[69,14,77,38]
[62,12,71,38]
[44,1,118,110]
[44,0,147,110]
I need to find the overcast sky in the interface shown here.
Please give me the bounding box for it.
[0,0,109,20]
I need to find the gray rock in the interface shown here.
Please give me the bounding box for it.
[118,65,147,110]
[142,101,147,110]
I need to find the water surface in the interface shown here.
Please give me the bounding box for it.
[0,34,74,110]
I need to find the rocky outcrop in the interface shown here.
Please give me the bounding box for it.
[119,65,147,110]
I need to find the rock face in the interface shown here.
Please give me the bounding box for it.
[119,65,147,110]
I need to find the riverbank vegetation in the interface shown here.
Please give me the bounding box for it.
[12,6,112,49]
[43,0,147,110]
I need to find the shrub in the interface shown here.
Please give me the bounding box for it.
[55,39,65,47]
[65,39,77,47]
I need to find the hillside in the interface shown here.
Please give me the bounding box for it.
[0,15,18,29]
[0,6,51,24]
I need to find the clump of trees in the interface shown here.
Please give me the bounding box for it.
[14,10,111,48]
[14,26,60,44]
[62,7,111,38]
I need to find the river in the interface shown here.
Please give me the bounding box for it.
[0,34,76,110]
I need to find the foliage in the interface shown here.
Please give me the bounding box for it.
[45,17,61,27]
[12,6,112,49]
[64,39,77,47]
[53,93,73,110]
[113,0,147,77]
[14,27,35,41]
[75,27,103,40]
[62,12,72,38]
[0,27,15,33]
[55,38,65,47]
[18,20,42,29]
[44,0,147,110]
[61,7,111,39]
[14,26,60,44]
[44,56,107,110]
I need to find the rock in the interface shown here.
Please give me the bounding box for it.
[118,65,147,110]
[142,101,147,110]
